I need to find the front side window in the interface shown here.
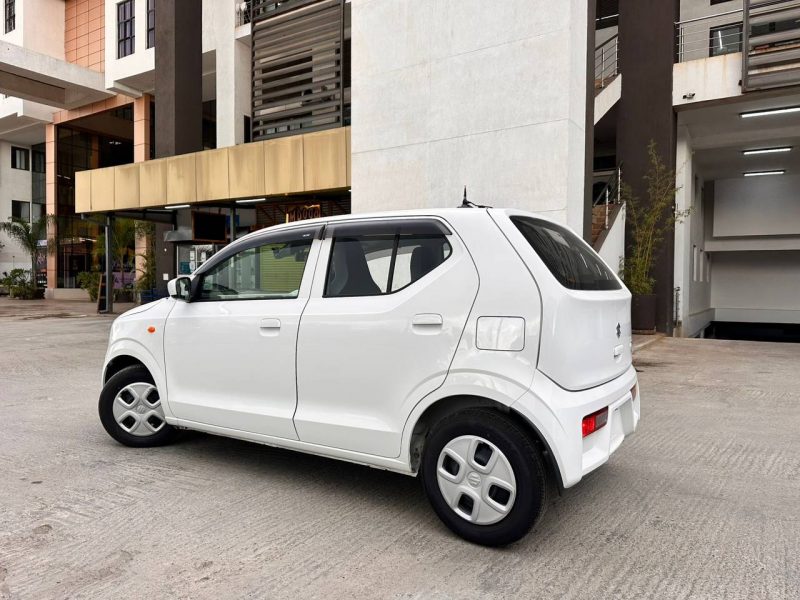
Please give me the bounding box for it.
[4,0,14,33]
[511,216,620,291]
[117,0,135,58]
[325,226,452,298]
[198,238,312,301]
[11,146,28,170]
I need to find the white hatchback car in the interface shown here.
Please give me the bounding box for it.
[99,207,639,546]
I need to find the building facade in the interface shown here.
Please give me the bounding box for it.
[0,0,798,337]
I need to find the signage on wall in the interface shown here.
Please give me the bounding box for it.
[285,204,321,223]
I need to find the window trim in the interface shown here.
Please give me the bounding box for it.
[11,146,29,170]
[117,0,135,58]
[11,199,30,222]
[322,223,453,299]
[4,0,14,34]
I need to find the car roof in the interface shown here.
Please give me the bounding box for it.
[232,206,560,247]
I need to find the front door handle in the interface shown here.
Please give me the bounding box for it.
[260,318,281,330]
[412,313,443,327]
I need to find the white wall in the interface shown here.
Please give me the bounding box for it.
[711,251,800,323]
[0,141,34,276]
[714,175,800,237]
[350,0,589,232]
[0,0,64,58]
[104,0,155,92]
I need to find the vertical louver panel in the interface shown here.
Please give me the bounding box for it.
[742,0,800,91]
[251,0,345,141]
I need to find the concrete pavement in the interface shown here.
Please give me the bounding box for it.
[0,299,798,599]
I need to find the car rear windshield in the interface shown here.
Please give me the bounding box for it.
[510,216,621,291]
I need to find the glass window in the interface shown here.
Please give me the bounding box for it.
[511,216,621,291]
[117,0,135,58]
[11,200,30,222]
[199,238,312,301]
[709,23,742,57]
[4,0,14,33]
[11,146,29,170]
[147,0,155,49]
[325,231,452,298]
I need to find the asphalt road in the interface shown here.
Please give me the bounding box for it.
[1,300,798,599]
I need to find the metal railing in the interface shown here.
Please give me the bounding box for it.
[592,165,622,232]
[236,1,251,26]
[595,34,619,91]
[676,9,744,63]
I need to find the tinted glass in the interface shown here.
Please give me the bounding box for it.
[325,233,451,298]
[199,239,312,300]
[511,216,620,291]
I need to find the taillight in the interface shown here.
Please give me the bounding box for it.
[582,407,609,438]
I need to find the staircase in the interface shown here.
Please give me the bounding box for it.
[743,0,800,91]
[591,166,622,248]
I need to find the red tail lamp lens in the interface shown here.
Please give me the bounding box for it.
[582,407,609,438]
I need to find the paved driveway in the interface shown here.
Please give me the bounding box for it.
[1,302,798,599]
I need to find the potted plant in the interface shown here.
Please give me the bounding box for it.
[0,215,55,300]
[621,142,686,333]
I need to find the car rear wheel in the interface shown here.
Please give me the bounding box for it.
[99,365,177,447]
[420,408,546,546]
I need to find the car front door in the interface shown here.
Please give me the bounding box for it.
[164,225,321,440]
[294,218,479,458]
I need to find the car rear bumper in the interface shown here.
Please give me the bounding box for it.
[511,364,640,488]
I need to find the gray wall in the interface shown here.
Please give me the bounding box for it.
[350,0,590,232]
[714,175,800,238]
[711,250,800,315]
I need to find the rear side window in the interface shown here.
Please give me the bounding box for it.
[325,230,452,298]
[511,216,620,291]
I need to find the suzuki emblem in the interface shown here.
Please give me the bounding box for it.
[616,323,621,338]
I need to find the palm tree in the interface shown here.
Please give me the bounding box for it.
[0,215,55,288]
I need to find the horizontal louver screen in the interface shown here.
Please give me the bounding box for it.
[251,0,344,141]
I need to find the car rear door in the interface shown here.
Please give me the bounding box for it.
[294,218,479,458]
[491,209,632,391]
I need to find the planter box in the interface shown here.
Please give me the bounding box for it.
[632,294,657,333]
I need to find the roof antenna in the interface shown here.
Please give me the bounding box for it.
[458,185,492,209]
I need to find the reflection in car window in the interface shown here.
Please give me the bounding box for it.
[325,232,451,298]
[199,239,312,300]
[511,216,620,291]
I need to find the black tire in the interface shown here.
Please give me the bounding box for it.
[420,408,547,546]
[98,365,177,447]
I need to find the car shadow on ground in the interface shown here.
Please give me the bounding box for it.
[151,429,610,548]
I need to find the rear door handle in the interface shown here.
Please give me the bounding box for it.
[260,318,281,330]
[614,344,624,358]
[412,313,443,326]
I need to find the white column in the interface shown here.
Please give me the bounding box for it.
[673,124,694,336]
[351,0,589,230]
[215,0,251,148]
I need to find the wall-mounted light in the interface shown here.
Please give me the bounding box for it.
[164,204,190,209]
[743,170,785,177]
[682,92,695,100]
[740,106,800,118]
[236,198,265,205]
[742,147,792,155]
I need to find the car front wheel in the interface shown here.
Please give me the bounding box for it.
[98,365,177,447]
[420,408,547,546]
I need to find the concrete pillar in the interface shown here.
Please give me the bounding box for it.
[155,0,202,157]
[617,0,680,333]
[215,0,251,148]
[45,123,56,294]
[673,125,693,336]
[350,1,591,233]
[134,94,152,292]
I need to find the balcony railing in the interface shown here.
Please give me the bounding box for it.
[236,1,251,27]
[595,34,619,92]
[676,8,744,63]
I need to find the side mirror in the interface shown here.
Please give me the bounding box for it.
[168,276,194,302]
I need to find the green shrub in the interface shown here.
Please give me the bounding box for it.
[77,271,102,302]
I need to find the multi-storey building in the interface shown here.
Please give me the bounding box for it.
[0,0,797,337]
